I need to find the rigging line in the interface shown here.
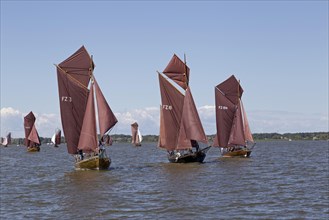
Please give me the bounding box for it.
[55,64,89,90]
[158,71,185,96]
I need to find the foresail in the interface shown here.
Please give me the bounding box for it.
[51,133,56,144]
[241,100,254,143]
[228,102,246,146]
[158,73,184,150]
[94,79,118,137]
[214,88,236,148]
[57,66,89,154]
[137,129,143,143]
[163,54,190,90]
[28,124,41,146]
[176,87,208,150]
[78,83,98,153]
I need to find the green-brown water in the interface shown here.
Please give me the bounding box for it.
[1,141,328,219]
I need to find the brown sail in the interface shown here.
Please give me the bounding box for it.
[213,88,235,147]
[94,79,118,137]
[163,54,190,90]
[131,122,138,144]
[176,86,208,150]
[24,111,40,147]
[216,75,243,105]
[56,47,90,154]
[58,46,94,88]
[55,129,61,145]
[158,73,184,150]
[77,83,98,153]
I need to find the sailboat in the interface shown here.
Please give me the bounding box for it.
[157,54,211,163]
[1,132,11,147]
[102,134,113,146]
[51,129,61,147]
[24,111,41,152]
[56,46,118,170]
[213,75,255,157]
[131,122,142,147]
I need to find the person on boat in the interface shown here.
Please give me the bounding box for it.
[191,140,199,152]
[78,149,84,160]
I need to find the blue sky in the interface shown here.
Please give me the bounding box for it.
[1,1,328,137]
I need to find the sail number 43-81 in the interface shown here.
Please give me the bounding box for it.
[62,96,72,102]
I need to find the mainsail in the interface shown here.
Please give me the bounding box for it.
[213,75,254,148]
[158,54,208,151]
[24,111,41,147]
[56,46,90,154]
[56,46,117,155]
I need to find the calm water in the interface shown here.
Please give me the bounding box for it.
[0,141,328,219]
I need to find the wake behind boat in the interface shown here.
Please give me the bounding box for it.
[213,75,255,157]
[56,46,118,170]
[157,54,210,163]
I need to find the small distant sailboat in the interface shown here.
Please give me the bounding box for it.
[102,134,113,146]
[24,111,41,152]
[1,132,11,147]
[56,46,118,170]
[51,129,61,147]
[213,75,255,157]
[157,54,211,163]
[131,122,142,147]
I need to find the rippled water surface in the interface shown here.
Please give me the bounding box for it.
[1,141,328,219]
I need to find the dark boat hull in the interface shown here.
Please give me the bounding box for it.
[168,146,211,163]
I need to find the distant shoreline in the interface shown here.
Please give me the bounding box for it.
[4,132,328,145]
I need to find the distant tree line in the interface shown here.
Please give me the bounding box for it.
[8,132,328,145]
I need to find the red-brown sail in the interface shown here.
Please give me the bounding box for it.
[163,54,190,90]
[55,129,61,145]
[131,122,139,144]
[24,111,40,147]
[158,73,184,150]
[28,124,41,145]
[94,79,118,137]
[228,102,246,146]
[216,75,243,105]
[241,100,254,143]
[58,46,94,88]
[213,87,236,148]
[78,83,98,153]
[56,47,92,154]
[176,86,208,150]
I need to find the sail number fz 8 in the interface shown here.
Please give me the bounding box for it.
[162,105,173,110]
